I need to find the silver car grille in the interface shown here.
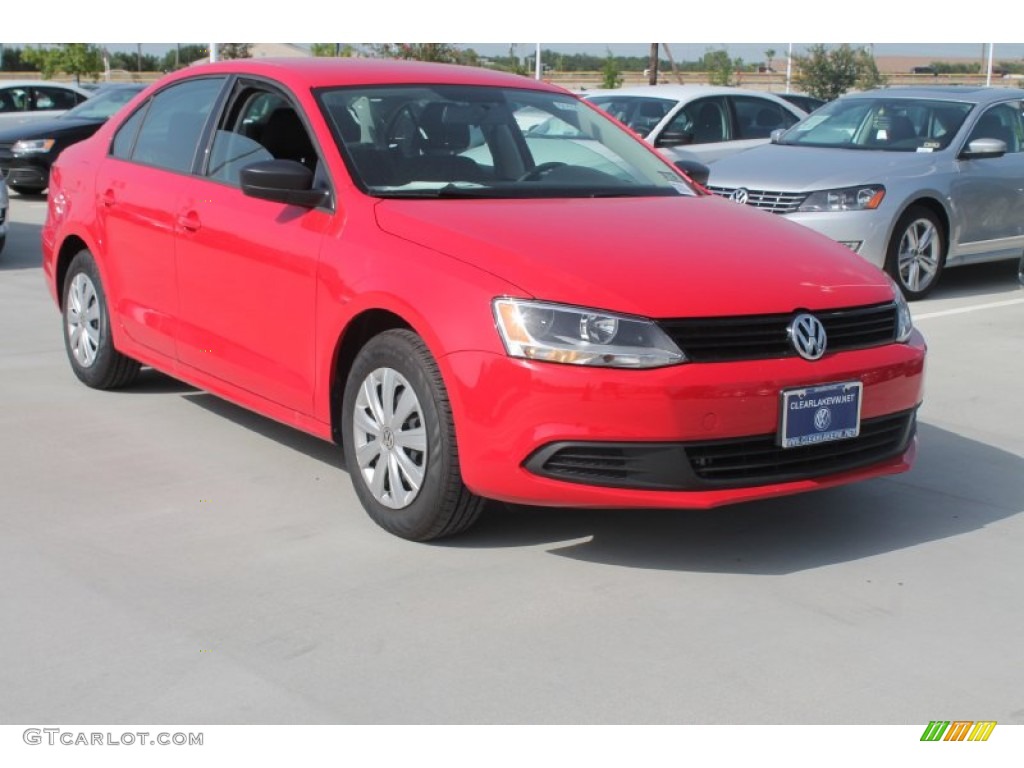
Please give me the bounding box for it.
[706,185,808,214]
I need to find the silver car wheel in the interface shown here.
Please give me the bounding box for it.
[352,367,428,510]
[897,218,941,293]
[66,273,102,368]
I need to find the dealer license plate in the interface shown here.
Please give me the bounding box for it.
[779,381,862,449]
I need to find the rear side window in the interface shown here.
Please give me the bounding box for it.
[732,96,798,139]
[111,107,147,159]
[113,77,226,174]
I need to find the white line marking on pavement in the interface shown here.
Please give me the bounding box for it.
[914,297,1024,320]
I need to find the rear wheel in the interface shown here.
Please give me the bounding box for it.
[341,329,484,541]
[885,206,945,300]
[62,249,140,389]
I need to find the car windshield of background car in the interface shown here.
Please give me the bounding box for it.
[317,85,696,199]
[781,98,973,152]
[61,88,142,121]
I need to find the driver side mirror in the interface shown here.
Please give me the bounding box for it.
[240,160,330,208]
[656,130,694,148]
[959,138,1007,160]
[674,159,710,187]
[770,128,786,144]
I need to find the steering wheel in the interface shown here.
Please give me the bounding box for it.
[517,161,567,182]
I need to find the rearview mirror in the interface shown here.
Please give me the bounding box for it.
[240,160,330,208]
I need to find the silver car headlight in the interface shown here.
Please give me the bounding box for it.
[493,299,686,368]
[798,185,885,213]
[12,139,56,155]
[890,277,914,342]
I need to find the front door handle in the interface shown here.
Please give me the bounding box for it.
[176,210,201,233]
[100,189,115,208]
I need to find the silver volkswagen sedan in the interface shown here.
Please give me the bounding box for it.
[706,86,1024,299]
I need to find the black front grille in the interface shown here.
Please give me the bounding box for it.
[658,303,898,362]
[524,410,916,491]
[686,410,915,485]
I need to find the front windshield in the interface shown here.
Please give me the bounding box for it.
[63,87,143,121]
[780,97,973,152]
[316,85,695,198]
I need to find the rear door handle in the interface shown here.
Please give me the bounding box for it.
[176,210,201,233]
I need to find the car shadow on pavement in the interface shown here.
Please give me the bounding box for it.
[449,422,1023,574]
[926,259,1022,300]
[182,391,343,468]
[0,222,43,271]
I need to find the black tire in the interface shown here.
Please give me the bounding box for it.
[0,234,5,256]
[884,206,946,300]
[341,329,484,541]
[62,249,140,389]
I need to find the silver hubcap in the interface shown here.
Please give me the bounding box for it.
[66,273,101,367]
[897,219,941,293]
[352,367,427,509]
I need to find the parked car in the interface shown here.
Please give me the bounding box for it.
[0,84,145,194]
[779,93,827,113]
[706,86,1024,299]
[582,84,806,164]
[42,59,925,541]
[0,175,7,255]
[0,81,91,127]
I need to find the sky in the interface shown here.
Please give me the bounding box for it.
[6,1,1024,61]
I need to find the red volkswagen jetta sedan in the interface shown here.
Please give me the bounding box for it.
[42,59,926,541]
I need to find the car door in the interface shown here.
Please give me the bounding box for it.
[94,76,228,359]
[728,94,802,152]
[951,100,1024,259]
[652,96,734,164]
[173,81,331,413]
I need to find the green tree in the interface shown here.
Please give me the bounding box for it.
[764,48,776,72]
[23,44,103,83]
[703,48,739,86]
[310,43,356,57]
[217,43,252,60]
[794,44,886,101]
[601,50,623,89]
[161,45,209,71]
[370,44,463,64]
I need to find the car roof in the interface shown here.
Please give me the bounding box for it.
[0,80,92,95]
[843,85,1024,103]
[165,57,569,94]
[585,84,795,101]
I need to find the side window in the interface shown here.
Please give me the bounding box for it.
[206,86,317,186]
[111,106,148,159]
[966,102,1023,153]
[732,96,797,139]
[0,88,30,112]
[664,97,730,145]
[33,87,79,111]
[129,77,226,174]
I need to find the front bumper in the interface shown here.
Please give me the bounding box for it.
[782,210,893,269]
[443,332,926,508]
[1,156,48,191]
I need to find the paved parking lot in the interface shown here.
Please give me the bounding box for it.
[1,191,1022,724]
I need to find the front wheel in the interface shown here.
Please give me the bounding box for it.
[62,249,140,389]
[885,206,946,300]
[341,329,484,541]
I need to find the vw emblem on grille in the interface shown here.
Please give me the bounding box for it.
[813,407,832,432]
[788,313,828,360]
[729,187,750,205]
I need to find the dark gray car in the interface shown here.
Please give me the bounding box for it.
[706,86,1024,299]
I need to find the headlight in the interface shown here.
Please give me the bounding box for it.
[492,299,686,368]
[889,277,914,342]
[798,185,885,212]
[12,139,56,156]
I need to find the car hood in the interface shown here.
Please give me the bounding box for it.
[707,143,943,191]
[0,116,101,142]
[373,195,894,317]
